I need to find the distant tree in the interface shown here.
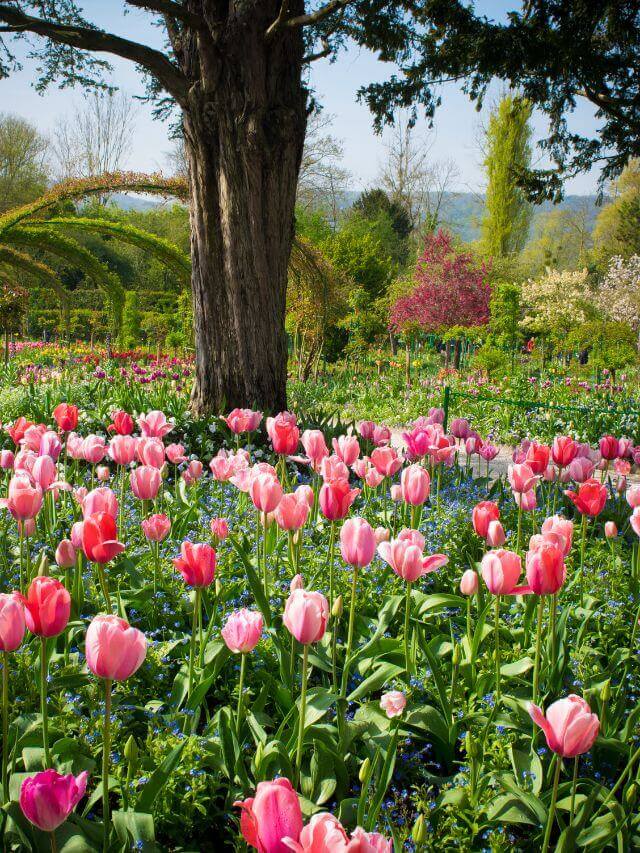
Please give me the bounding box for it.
[52,92,136,181]
[0,114,48,212]
[520,268,594,348]
[0,279,27,361]
[390,229,491,365]
[122,291,142,349]
[297,112,350,223]
[489,282,522,352]
[353,189,411,243]
[521,205,593,276]
[596,254,640,349]
[592,160,640,263]
[566,320,637,381]
[481,95,533,257]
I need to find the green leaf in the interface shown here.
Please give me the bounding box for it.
[136,741,186,813]
[112,811,155,851]
[500,657,534,677]
[509,746,543,794]
[486,793,541,825]
[347,663,404,702]
[229,535,272,626]
[298,688,337,728]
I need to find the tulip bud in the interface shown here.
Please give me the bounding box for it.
[465,731,478,759]
[254,741,264,770]
[624,783,638,809]
[332,594,343,618]
[412,813,428,845]
[215,578,222,597]
[600,679,611,702]
[37,552,49,577]
[161,462,169,479]
[358,757,370,783]
[124,735,139,769]
[452,643,461,666]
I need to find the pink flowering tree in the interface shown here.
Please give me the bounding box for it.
[390,230,491,367]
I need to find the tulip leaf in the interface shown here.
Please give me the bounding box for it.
[347,663,404,702]
[509,747,543,795]
[112,810,155,850]
[136,741,186,813]
[500,657,534,677]
[486,793,540,825]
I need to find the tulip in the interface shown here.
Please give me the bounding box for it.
[508,463,538,494]
[0,592,25,800]
[20,769,87,834]
[402,427,431,461]
[319,454,349,484]
[275,493,309,532]
[319,479,359,521]
[526,539,566,703]
[182,459,203,485]
[108,409,134,435]
[32,455,57,491]
[137,436,165,468]
[525,441,551,475]
[541,514,573,557]
[222,408,263,435]
[108,434,137,467]
[137,409,173,438]
[340,517,376,568]
[82,486,118,520]
[52,403,78,433]
[565,478,607,517]
[349,827,392,851]
[6,474,43,520]
[39,430,62,461]
[605,521,617,539]
[221,608,264,733]
[486,519,506,548]
[631,507,640,537]
[86,613,146,849]
[400,464,430,513]
[81,434,107,465]
[450,417,470,439]
[7,416,34,446]
[471,501,500,539]
[210,517,229,542]
[357,420,376,442]
[55,539,76,569]
[372,424,391,446]
[21,424,47,452]
[130,465,162,502]
[599,434,619,462]
[0,449,14,469]
[530,695,599,853]
[568,456,595,483]
[282,812,349,852]
[165,443,186,465]
[250,472,283,514]
[370,446,403,477]
[70,520,84,550]
[267,411,300,456]
[332,435,360,466]
[235,778,303,853]
[141,513,171,542]
[290,574,304,592]
[300,429,329,471]
[173,541,216,588]
[380,690,406,718]
[552,435,578,468]
[375,526,390,544]
[460,569,478,596]
[294,485,314,509]
[82,512,124,566]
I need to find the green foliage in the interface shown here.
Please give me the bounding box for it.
[122,291,143,349]
[353,188,412,244]
[592,160,640,266]
[521,207,593,276]
[489,282,522,351]
[471,342,511,377]
[481,95,533,257]
[566,320,637,375]
[0,113,48,212]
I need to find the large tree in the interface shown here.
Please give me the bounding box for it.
[0,2,636,413]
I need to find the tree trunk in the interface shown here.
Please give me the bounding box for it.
[183,4,306,416]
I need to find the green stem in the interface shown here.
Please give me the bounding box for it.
[404,582,412,677]
[541,758,562,853]
[236,653,247,739]
[102,679,112,853]
[494,596,501,703]
[97,565,112,612]
[2,651,8,803]
[340,567,360,697]
[550,593,557,672]
[295,645,309,786]
[187,588,201,698]
[40,637,51,767]
[532,596,545,706]
[327,521,336,609]
[516,504,523,554]
[569,756,579,825]
[579,514,587,607]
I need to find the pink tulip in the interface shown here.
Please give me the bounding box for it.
[540,515,573,556]
[508,463,538,494]
[55,539,76,569]
[210,517,229,541]
[599,434,619,461]
[390,484,402,502]
[301,429,329,470]
[222,408,263,434]
[81,434,107,464]
[85,614,147,680]
[141,513,171,542]
[70,521,84,550]
[32,455,57,491]
[235,778,303,853]
[290,574,304,592]
[266,411,299,456]
[165,443,187,465]
[565,478,607,517]
[209,448,248,482]
[250,472,283,514]
[525,441,551,475]
[130,466,162,501]
[569,456,595,482]
[82,487,118,520]
[631,507,640,537]
[618,437,633,459]
[400,464,430,506]
[486,519,506,548]
[19,518,36,537]
[552,435,578,468]
[13,449,36,476]
[514,489,537,511]
[275,493,309,531]
[525,539,565,594]
[481,550,525,595]
[398,527,426,549]
[20,769,88,832]
[5,474,43,520]
[450,418,470,439]
[364,467,385,488]
[182,459,203,485]
[137,409,173,438]
[374,526,390,544]
[0,449,14,469]
[357,420,376,442]
[460,569,479,595]
[529,695,599,757]
[378,537,447,583]
[96,465,110,482]
[52,403,79,433]
[605,521,618,539]
[0,592,25,651]
[173,541,216,587]
[221,609,263,653]
[283,589,328,644]
[21,576,70,637]
[471,501,500,539]
[332,435,360,466]
[319,480,359,521]
[319,455,350,484]
[372,424,391,446]
[137,437,165,469]
[295,485,314,508]
[349,828,392,851]
[82,512,125,564]
[39,431,62,461]
[627,485,640,508]
[380,690,406,718]
[370,446,403,477]
[479,442,499,462]
[20,424,47,453]
[108,435,137,467]
[283,812,349,853]
[340,517,376,567]
[402,427,431,460]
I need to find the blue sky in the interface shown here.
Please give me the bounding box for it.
[0,1,603,195]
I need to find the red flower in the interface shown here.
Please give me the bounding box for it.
[82,512,125,564]
[565,479,607,517]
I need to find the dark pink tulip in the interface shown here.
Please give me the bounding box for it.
[319,479,360,521]
[357,420,376,442]
[283,589,328,644]
[86,614,147,680]
[266,411,299,455]
[526,539,565,594]
[552,435,578,468]
[599,434,619,461]
[472,501,500,539]
[0,592,25,651]
[173,541,216,587]
[221,609,263,654]
[565,478,607,516]
[82,512,125,565]
[450,418,470,439]
[21,576,70,637]
[529,695,599,757]
[235,778,303,853]
[568,456,595,482]
[20,769,88,832]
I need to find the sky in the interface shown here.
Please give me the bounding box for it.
[0,1,604,196]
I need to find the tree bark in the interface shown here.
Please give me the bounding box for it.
[183,3,307,416]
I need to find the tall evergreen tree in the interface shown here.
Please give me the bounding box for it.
[481,95,533,257]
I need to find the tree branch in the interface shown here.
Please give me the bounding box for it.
[0,3,189,103]
[267,0,351,37]
[125,0,206,30]
[302,37,331,63]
